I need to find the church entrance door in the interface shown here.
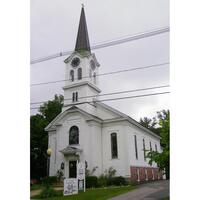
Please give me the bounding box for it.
[69,160,77,178]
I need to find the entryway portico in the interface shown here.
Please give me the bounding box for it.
[60,146,83,178]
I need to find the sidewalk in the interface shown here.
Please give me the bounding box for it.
[109,180,169,200]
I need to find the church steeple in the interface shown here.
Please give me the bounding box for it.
[75,5,91,53]
[63,5,101,108]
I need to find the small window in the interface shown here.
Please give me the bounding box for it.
[78,68,82,80]
[72,92,78,102]
[111,133,118,159]
[134,135,138,160]
[93,72,96,84]
[155,144,157,152]
[69,126,79,145]
[70,70,74,82]
[89,69,92,78]
[72,93,75,102]
[143,139,146,161]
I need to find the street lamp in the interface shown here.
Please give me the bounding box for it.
[47,148,52,177]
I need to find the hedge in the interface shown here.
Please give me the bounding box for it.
[86,176,98,188]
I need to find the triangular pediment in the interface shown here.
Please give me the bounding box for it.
[45,106,102,131]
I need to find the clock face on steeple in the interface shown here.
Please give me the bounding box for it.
[71,57,80,67]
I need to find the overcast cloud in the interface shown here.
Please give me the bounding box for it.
[30,0,169,121]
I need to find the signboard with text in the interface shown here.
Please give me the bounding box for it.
[77,162,85,192]
[63,178,78,196]
[77,162,85,180]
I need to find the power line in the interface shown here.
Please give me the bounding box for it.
[30,91,170,110]
[30,85,169,105]
[31,27,169,64]
[31,62,169,86]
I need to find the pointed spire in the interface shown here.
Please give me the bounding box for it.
[75,5,91,53]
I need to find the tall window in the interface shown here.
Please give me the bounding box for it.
[149,141,152,166]
[155,144,157,152]
[134,135,138,160]
[78,68,82,80]
[70,70,74,82]
[69,126,79,145]
[111,133,118,159]
[143,139,146,161]
[150,141,152,151]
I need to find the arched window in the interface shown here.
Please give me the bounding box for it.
[69,126,79,145]
[111,133,118,159]
[70,70,74,82]
[77,68,82,80]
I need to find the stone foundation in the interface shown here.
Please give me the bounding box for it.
[130,166,163,182]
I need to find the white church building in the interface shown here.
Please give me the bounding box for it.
[45,6,163,182]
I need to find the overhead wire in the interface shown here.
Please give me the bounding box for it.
[30,91,170,110]
[30,85,169,105]
[30,27,169,64]
[31,62,169,86]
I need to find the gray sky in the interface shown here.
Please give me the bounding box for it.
[30,0,169,121]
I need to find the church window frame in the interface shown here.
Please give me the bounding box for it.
[70,70,74,82]
[143,138,146,161]
[111,132,118,159]
[69,126,79,145]
[72,92,75,102]
[149,141,152,166]
[72,92,78,102]
[134,135,138,160]
[77,68,82,80]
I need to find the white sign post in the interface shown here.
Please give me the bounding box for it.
[77,162,86,192]
[63,178,78,196]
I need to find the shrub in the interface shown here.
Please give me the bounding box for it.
[39,186,58,198]
[97,175,108,187]
[108,176,127,186]
[86,166,98,176]
[86,176,98,188]
[42,176,58,186]
[103,167,116,179]
[56,169,64,182]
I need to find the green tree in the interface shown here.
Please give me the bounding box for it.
[139,116,161,136]
[39,94,64,122]
[30,94,64,179]
[147,110,170,179]
[31,114,48,179]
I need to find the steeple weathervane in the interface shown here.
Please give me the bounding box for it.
[75,6,91,53]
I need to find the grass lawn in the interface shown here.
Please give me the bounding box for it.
[31,186,135,200]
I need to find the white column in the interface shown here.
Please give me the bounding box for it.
[145,168,148,181]
[152,168,155,180]
[137,168,140,182]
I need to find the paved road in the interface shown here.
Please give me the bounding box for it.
[110,180,169,200]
